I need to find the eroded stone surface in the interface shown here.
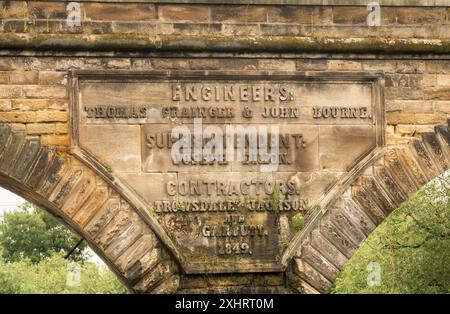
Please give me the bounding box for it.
[74,72,382,274]
[0,1,449,294]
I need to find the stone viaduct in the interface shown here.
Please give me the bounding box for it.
[0,0,449,293]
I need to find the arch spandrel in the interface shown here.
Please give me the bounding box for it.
[69,70,384,275]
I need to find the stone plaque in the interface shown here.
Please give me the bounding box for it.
[71,71,384,273]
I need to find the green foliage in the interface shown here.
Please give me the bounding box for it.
[270,187,281,212]
[0,202,87,263]
[292,214,305,232]
[0,253,127,294]
[332,172,450,294]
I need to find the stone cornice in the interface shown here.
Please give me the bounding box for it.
[0,33,449,54]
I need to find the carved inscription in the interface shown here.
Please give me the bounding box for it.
[76,73,380,273]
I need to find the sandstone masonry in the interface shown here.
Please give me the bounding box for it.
[0,0,449,293]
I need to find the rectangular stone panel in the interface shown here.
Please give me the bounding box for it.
[73,71,382,274]
[79,80,374,126]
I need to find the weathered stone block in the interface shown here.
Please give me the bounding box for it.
[0,1,26,18]
[222,24,260,36]
[396,61,426,74]
[60,173,97,217]
[296,59,328,71]
[83,3,156,21]
[332,7,368,25]
[309,230,346,271]
[435,125,450,147]
[41,135,69,147]
[133,261,171,293]
[327,60,362,71]
[26,123,55,135]
[151,275,180,294]
[0,112,38,123]
[172,23,221,36]
[340,198,376,236]
[105,221,145,261]
[36,111,69,123]
[409,139,441,181]
[294,259,331,293]
[115,233,156,272]
[384,149,418,196]
[320,220,356,259]
[211,5,267,23]
[258,59,296,72]
[9,71,39,85]
[22,85,67,99]
[301,245,339,282]
[267,6,332,24]
[126,247,161,283]
[10,138,40,180]
[0,85,23,98]
[25,147,54,189]
[421,132,449,170]
[386,113,446,125]
[96,207,137,250]
[362,60,396,72]
[12,99,48,111]
[72,186,109,227]
[397,8,446,24]
[287,273,320,294]
[27,2,66,19]
[434,101,450,113]
[105,59,132,69]
[374,167,407,206]
[38,71,66,85]
[49,167,84,207]
[0,125,11,153]
[0,72,9,84]
[0,131,25,173]
[328,208,366,246]
[425,87,450,100]
[84,198,121,238]
[426,61,450,74]
[395,147,428,188]
[385,74,421,88]
[159,5,210,22]
[362,177,396,214]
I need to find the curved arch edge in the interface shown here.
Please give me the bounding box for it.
[0,124,181,294]
[286,120,450,293]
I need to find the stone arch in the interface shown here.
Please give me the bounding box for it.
[0,124,180,293]
[286,121,450,293]
[0,121,449,293]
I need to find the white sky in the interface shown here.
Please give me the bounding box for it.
[0,186,25,215]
